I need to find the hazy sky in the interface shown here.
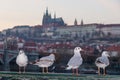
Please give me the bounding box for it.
[0,0,120,31]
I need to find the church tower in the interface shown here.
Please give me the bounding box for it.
[42,7,51,26]
[46,7,48,16]
[74,18,78,26]
[81,19,84,26]
[42,8,65,27]
[54,12,56,19]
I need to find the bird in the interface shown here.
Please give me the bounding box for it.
[30,53,55,73]
[95,51,110,76]
[16,50,28,73]
[66,47,83,75]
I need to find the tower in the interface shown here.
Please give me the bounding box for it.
[53,12,56,26]
[74,18,78,26]
[42,7,51,26]
[42,8,65,27]
[81,19,84,26]
[46,7,48,16]
[54,12,56,19]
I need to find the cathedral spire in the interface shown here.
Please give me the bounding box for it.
[74,18,78,26]
[42,8,65,27]
[54,12,56,19]
[81,19,84,26]
[46,7,48,16]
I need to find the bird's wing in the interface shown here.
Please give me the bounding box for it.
[96,57,109,65]
[40,56,53,62]
[35,55,54,67]
[40,55,54,62]
[95,57,104,64]
[67,56,83,66]
[24,55,28,62]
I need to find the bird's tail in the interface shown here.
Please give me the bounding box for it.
[66,66,72,70]
[51,66,56,70]
[29,61,38,66]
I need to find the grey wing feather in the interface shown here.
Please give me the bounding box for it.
[96,57,109,65]
[68,56,83,66]
[40,55,54,61]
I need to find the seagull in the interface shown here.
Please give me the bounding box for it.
[66,47,83,75]
[95,51,110,76]
[16,50,28,73]
[30,53,55,73]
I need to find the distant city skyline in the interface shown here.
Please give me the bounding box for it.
[0,0,120,31]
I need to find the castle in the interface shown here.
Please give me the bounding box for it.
[42,8,66,27]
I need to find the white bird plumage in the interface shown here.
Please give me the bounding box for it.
[32,53,55,73]
[16,50,28,73]
[95,51,110,75]
[66,47,83,75]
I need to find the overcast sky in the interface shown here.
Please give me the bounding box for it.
[0,0,120,31]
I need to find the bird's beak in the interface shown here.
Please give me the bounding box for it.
[81,49,84,52]
[80,49,84,53]
[108,52,111,57]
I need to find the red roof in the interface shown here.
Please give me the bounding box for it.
[24,41,36,47]
[106,45,120,52]
[50,43,73,49]
[18,38,24,43]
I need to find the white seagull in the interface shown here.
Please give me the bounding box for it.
[31,53,55,73]
[66,47,83,75]
[16,50,28,73]
[95,51,110,75]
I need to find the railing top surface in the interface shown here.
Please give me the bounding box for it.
[0,71,120,79]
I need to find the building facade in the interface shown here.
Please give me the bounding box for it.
[42,8,65,27]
